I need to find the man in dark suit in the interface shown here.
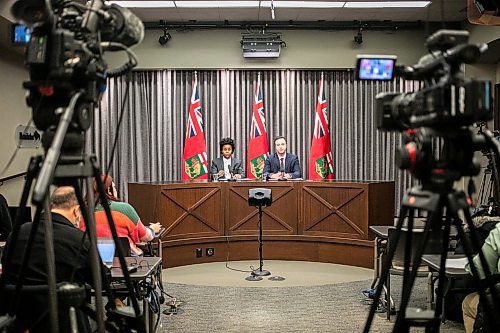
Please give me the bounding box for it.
[210,138,244,180]
[263,136,301,179]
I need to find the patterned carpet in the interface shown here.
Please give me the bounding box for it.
[156,278,465,332]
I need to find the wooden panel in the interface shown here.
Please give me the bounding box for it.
[226,182,297,235]
[128,180,395,269]
[156,183,223,240]
[301,182,368,239]
[128,183,159,224]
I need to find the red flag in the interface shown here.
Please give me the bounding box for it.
[182,73,209,180]
[247,74,269,179]
[308,73,334,180]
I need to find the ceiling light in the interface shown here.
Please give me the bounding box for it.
[354,28,363,44]
[344,1,431,8]
[261,1,345,8]
[106,1,176,7]
[158,28,171,46]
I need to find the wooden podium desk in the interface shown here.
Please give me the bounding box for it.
[128,180,395,269]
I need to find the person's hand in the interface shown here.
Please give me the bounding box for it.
[269,172,281,179]
[217,170,225,177]
[149,222,161,234]
[234,174,242,179]
[284,173,291,179]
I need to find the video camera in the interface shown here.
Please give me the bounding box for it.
[356,29,493,184]
[11,0,144,153]
[356,30,492,131]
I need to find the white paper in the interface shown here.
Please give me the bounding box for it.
[445,257,468,269]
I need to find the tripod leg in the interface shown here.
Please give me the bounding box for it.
[41,196,60,333]
[451,204,500,332]
[363,205,409,333]
[90,158,144,330]
[72,180,106,333]
[393,208,442,333]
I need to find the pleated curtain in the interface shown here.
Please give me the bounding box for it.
[87,69,422,214]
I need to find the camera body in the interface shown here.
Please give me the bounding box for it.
[376,79,492,131]
[12,0,143,152]
[356,29,492,184]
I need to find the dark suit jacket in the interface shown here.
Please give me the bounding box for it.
[210,157,244,178]
[1,213,93,286]
[263,153,301,179]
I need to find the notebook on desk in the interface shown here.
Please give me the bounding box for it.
[97,238,115,268]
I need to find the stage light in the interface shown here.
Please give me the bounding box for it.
[158,28,171,46]
[354,29,363,44]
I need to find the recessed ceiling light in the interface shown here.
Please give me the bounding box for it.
[343,1,431,8]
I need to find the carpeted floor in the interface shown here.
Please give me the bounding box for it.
[157,277,465,332]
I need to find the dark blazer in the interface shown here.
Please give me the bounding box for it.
[1,212,94,286]
[210,157,244,178]
[263,153,302,179]
[0,194,11,241]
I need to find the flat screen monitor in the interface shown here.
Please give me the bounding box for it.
[12,23,32,45]
[356,55,397,81]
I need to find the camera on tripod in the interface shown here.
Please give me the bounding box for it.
[11,0,143,154]
[356,29,493,183]
[357,30,492,131]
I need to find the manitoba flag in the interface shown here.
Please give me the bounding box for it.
[308,73,334,180]
[182,72,209,180]
[247,74,269,179]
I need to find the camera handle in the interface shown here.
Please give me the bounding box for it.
[363,186,500,333]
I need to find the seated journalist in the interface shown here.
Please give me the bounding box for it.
[90,174,161,256]
[462,222,500,333]
[0,186,102,332]
[210,137,244,180]
[263,136,301,179]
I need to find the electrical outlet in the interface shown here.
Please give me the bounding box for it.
[195,248,202,258]
[206,247,214,256]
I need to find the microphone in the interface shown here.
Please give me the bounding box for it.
[279,161,287,181]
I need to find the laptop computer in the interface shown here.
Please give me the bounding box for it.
[96,238,115,268]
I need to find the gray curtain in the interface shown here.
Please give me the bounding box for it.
[87,69,421,215]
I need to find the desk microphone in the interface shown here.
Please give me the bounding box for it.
[228,164,236,181]
[279,164,287,181]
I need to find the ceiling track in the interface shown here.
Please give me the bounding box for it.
[144,20,462,32]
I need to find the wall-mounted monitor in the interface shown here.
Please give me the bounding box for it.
[356,55,397,81]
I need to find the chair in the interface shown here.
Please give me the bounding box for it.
[115,237,131,257]
[385,227,443,320]
[0,283,90,333]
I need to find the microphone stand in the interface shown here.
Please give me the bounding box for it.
[246,204,270,281]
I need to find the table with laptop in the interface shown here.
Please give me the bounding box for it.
[97,238,162,333]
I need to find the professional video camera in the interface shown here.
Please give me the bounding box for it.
[360,30,500,333]
[356,29,493,184]
[11,0,143,154]
[0,1,147,332]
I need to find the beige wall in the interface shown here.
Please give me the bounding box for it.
[105,29,430,70]
[0,17,37,205]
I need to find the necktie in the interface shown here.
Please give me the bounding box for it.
[280,158,284,172]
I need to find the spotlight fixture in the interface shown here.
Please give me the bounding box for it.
[158,28,171,46]
[354,28,363,45]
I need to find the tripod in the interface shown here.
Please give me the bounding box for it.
[0,93,145,333]
[363,184,500,333]
[246,205,271,281]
